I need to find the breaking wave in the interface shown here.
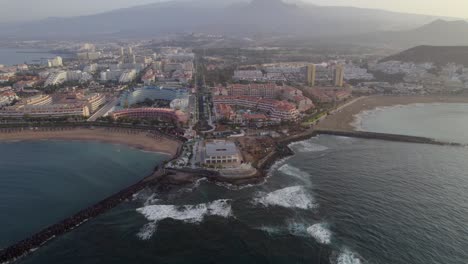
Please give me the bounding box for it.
[279,164,309,178]
[307,223,332,245]
[136,199,232,240]
[278,164,311,185]
[289,140,329,153]
[254,186,317,210]
[335,248,363,264]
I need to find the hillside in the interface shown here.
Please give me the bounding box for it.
[351,20,468,49]
[381,45,468,66]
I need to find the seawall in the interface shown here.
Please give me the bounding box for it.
[0,132,185,264]
[315,130,464,147]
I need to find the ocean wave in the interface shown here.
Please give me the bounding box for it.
[307,223,332,245]
[215,181,262,191]
[278,164,311,184]
[258,221,309,237]
[289,141,329,153]
[267,156,293,177]
[143,194,160,206]
[136,199,232,240]
[335,248,363,264]
[137,222,157,240]
[177,177,208,194]
[286,220,310,237]
[254,186,317,210]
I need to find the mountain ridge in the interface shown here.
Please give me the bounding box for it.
[0,0,448,40]
[381,45,468,66]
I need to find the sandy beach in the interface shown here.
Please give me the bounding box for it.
[317,95,468,131]
[0,127,182,157]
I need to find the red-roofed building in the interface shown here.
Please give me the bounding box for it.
[213,96,299,121]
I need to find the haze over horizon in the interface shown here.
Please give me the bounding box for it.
[0,0,466,23]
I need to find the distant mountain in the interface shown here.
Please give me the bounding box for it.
[0,0,447,40]
[381,45,468,66]
[352,19,468,48]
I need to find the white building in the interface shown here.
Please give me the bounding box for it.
[203,140,242,166]
[66,70,83,82]
[119,69,137,83]
[47,56,63,68]
[44,71,67,87]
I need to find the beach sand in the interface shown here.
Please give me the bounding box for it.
[317,95,468,131]
[0,127,181,157]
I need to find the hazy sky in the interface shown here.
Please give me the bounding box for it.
[0,0,466,23]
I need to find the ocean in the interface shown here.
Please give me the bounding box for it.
[354,103,468,144]
[5,103,468,264]
[0,141,169,248]
[0,48,64,66]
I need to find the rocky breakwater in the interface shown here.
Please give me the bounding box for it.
[0,165,167,264]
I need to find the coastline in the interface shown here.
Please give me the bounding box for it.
[0,127,181,157]
[0,125,186,263]
[4,95,468,263]
[316,95,468,131]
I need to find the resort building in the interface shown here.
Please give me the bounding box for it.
[214,83,314,112]
[0,103,90,118]
[0,91,19,107]
[0,93,106,118]
[22,95,53,106]
[213,96,299,121]
[120,86,189,107]
[84,94,107,113]
[119,69,137,83]
[44,71,67,87]
[110,108,189,125]
[47,56,63,68]
[334,64,345,87]
[203,140,242,166]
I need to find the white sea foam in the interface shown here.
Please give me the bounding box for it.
[267,156,293,177]
[177,177,208,194]
[278,164,311,184]
[144,194,160,206]
[215,181,261,191]
[258,226,283,236]
[279,164,309,177]
[137,222,157,240]
[289,140,329,153]
[336,249,363,264]
[254,186,316,210]
[307,223,332,245]
[136,199,232,239]
[258,221,309,237]
[286,220,309,236]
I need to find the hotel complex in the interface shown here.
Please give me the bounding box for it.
[120,86,189,108]
[213,96,299,121]
[0,93,106,118]
[110,108,189,125]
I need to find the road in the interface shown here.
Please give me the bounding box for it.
[87,98,119,122]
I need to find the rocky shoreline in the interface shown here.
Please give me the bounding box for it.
[0,165,167,264]
[0,120,351,263]
[0,135,185,264]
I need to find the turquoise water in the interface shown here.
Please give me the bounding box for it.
[355,103,468,144]
[0,140,169,248]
